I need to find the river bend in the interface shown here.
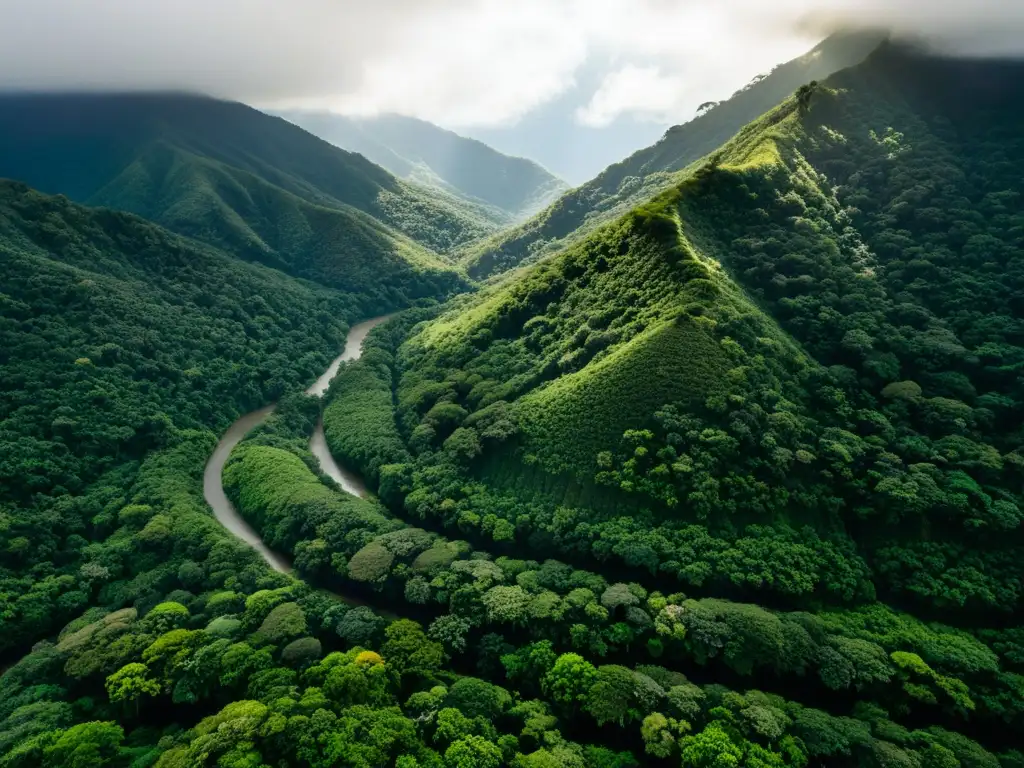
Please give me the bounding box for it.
[202,315,393,573]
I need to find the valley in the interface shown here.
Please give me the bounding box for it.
[1,33,1023,768]
[202,315,393,575]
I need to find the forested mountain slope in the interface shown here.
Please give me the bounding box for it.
[464,30,883,279]
[0,179,375,654]
[399,42,1024,617]
[4,41,1024,768]
[304,44,1024,764]
[0,93,495,293]
[281,111,569,221]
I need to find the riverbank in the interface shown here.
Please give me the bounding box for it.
[202,314,393,574]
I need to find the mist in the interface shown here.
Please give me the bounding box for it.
[795,0,1024,57]
[0,0,1022,127]
[0,0,436,101]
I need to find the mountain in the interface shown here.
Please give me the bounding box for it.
[464,30,884,279]
[280,111,570,221]
[400,39,1024,617]
[311,43,1024,761]
[0,93,499,296]
[0,177,377,649]
[4,39,1024,768]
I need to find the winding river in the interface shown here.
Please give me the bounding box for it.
[202,315,393,574]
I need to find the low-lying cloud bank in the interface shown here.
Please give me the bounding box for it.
[0,0,1020,128]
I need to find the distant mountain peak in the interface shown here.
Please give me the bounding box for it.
[277,110,569,222]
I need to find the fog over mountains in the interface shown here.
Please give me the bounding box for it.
[2,0,1021,179]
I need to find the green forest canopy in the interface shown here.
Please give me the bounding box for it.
[2,42,1024,768]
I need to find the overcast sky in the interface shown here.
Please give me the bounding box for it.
[1,0,1022,180]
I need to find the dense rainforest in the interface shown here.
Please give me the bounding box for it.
[2,40,1024,768]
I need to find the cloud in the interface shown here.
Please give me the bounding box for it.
[0,0,1022,130]
[793,0,1024,55]
[576,66,686,128]
[322,1,590,126]
[575,0,1024,128]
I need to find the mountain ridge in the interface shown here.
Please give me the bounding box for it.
[0,92,499,295]
[279,110,570,221]
[462,30,886,279]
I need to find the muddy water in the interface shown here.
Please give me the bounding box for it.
[305,315,394,497]
[202,314,393,572]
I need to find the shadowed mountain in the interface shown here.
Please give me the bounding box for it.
[0,92,503,294]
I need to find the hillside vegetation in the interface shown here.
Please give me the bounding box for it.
[282,111,569,221]
[463,30,882,279]
[0,180,368,656]
[0,93,495,293]
[306,44,1024,765]
[3,41,1024,768]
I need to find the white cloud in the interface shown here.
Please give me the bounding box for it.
[576,66,686,127]
[0,0,1022,129]
[337,0,820,127]
[574,27,815,128]
[321,1,589,126]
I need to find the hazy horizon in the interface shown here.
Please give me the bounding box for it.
[1,0,1022,181]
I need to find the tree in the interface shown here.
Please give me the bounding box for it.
[543,654,598,708]
[105,663,160,715]
[445,677,512,721]
[42,722,124,768]
[504,641,557,677]
[429,614,472,654]
[381,619,447,681]
[444,427,483,463]
[678,722,744,767]
[585,666,637,726]
[242,589,293,632]
[407,576,434,605]
[482,585,532,625]
[667,683,706,721]
[336,606,386,647]
[444,735,503,768]
[600,584,640,613]
[796,81,818,113]
[347,542,395,583]
[281,637,322,669]
[143,602,190,632]
[317,650,393,708]
[641,713,680,759]
[257,602,307,644]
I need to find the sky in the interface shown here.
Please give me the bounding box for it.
[1,0,1023,182]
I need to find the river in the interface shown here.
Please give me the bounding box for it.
[202,315,393,574]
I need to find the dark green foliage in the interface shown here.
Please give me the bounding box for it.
[444,677,513,720]
[0,182,358,653]
[0,94,486,317]
[0,92,499,256]
[4,39,1024,768]
[289,44,1024,765]
[674,43,1024,615]
[0,182,351,504]
[225,389,1023,746]
[256,602,307,643]
[0,599,621,768]
[323,350,413,488]
[280,637,322,669]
